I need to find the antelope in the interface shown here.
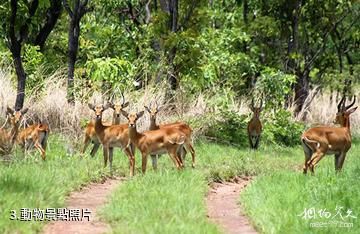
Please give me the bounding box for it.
[121,110,186,174]
[144,103,195,169]
[301,96,357,174]
[82,95,129,157]
[17,122,49,160]
[88,103,135,176]
[0,107,28,154]
[247,99,263,149]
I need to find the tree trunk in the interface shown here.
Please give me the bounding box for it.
[159,0,169,12]
[163,0,178,104]
[287,0,305,115]
[168,47,177,90]
[243,0,248,24]
[13,54,27,110]
[67,19,79,104]
[167,0,178,91]
[294,70,310,118]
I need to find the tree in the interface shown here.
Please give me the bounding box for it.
[1,0,39,110]
[0,0,62,110]
[62,0,92,103]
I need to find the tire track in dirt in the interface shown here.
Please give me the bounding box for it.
[43,177,123,234]
[207,177,257,234]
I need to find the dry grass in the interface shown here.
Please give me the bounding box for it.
[1,68,359,152]
[296,88,360,131]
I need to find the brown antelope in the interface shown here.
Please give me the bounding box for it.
[17,123,49,160]
[144,103,195,169]
[121,110,186,174]
[88,103,135,176]
[82,95,129,157]
[0,107,28,154]
[301,96,357,174]
[247,99,263,149]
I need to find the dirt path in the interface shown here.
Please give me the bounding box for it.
[207,177,257,234]
[43,177,123,234]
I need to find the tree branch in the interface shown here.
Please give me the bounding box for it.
[304,12,349,72]
[62,0,73,18]
[34,0,63,50]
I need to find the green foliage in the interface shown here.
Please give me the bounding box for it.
[205,110,248,147]
[263,110,305,146]
[23,45,45,93]
[84,57,134,91]
[256,68,296,110]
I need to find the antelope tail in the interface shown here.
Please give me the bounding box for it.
[302,136,320,149]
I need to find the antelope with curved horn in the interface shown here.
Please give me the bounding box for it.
[0,107,28,154]
[144,101,195,169]
[121,110,185,174]
[247,98,263,149]
[17,122,49,160]
[82,93,129,157]
[88,102,135,176]
[301,95,357,174]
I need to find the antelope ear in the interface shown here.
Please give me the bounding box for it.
[122,102,130,108]
[6,106,14,115]
[21,107,29,115]
[346,107,357,114]
[88,103,95,110]
[121,110,129,119]
[144,106,151,113]
[137,111,144,119]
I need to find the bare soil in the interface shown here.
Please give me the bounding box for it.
[207,177,257,234]
[43,177,123,234]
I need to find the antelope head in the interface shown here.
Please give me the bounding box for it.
[109,93,129,118]
[249,98,263,119]
[334,96,357,127]
[121,110,144,128]
[6,106,28,127]
[88,103,110,120]
[144,101,162,121]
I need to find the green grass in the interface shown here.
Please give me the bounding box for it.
[100,142,302,234]
[2,135,359,234]
[0,135,129,234]
[240,142,360,234]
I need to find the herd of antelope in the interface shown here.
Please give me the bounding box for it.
[0,94,357,176]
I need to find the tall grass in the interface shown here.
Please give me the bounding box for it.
[1,68,359,144]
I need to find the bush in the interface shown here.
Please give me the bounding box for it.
[263,110,305,147]
[204,110,249,147]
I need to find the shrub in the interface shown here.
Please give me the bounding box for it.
[263,110,305,147]
[204,110,249,147]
